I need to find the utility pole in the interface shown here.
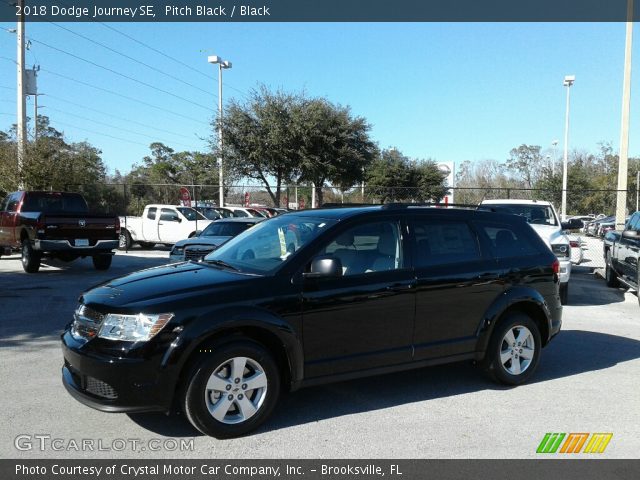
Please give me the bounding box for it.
[16,0,27,189]
[561,75,575,221]
[616,0,634,229]
[636,170,639,212]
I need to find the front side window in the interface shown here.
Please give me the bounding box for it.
[412,219,480,267]
[204,215,336,274]
[319,220,404,276]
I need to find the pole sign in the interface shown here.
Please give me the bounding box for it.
[244,192,250,207]
[437,162,455,204]
[179,187,191,207]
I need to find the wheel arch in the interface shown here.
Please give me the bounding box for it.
[166,311,304,407]
[475,287,553,358]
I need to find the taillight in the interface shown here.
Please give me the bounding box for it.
[552,259,560,274]
[115,217,121,235]
[569,240,579,248]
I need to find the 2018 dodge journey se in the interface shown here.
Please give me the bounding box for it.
[61,205,562,438]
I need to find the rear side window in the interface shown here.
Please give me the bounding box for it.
[412,219,481,267]
[474,221,543,259]
[147,207,157,220]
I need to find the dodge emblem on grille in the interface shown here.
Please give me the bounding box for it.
[78,219,86,227]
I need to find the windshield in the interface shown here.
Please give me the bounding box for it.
[486,204,558,226]
[204,215,336,274]
[201,221,257,237]
[176,207,207,221]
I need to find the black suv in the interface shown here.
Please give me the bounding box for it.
[61,206,562,438]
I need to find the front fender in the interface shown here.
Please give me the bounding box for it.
[475,286,554,356]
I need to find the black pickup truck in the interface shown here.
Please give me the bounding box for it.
[0,191,120,273]
[603,211,640,305]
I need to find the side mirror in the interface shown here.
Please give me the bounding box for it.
[622,229,639,239]
[303,256,343,279]
[560,221,571,231]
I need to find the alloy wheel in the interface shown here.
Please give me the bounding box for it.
[499,325,535,375]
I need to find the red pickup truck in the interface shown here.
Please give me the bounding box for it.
[0,191,120,273]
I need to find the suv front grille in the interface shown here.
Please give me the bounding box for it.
[184,247,213,261]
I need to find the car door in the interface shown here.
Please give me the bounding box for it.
[620,213,640,279]
[0,193,20,246]
[158,208,183,243]
[301,216,416,378]
[411,215,504,360]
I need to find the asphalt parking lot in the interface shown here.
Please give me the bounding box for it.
[1,245,639,459]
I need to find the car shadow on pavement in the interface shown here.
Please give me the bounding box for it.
[566,269,628,306]
[126,329,640,438]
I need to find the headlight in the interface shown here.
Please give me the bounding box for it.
[552,244,570,258]
[98,313,174,342]
[171,246,184,255]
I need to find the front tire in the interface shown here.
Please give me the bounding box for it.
[21,239,41,273]
[92,254,112,270]
[605,251,620,288]
[483,313,541,386]
[183,341,280,438]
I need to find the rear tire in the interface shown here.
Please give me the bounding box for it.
[482,313,541,386]
[21,239,41,273]
[183,341,280,438]
[118,230,132,250]
[92,254,112,270]
[605,251,620,288]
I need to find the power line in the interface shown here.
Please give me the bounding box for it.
[45,93,202,142]
[40,68,210,126]
[98,23,250,100]
[43,105,198,149]
[27,36,213,112]
[50,22,216,99]
[50,118,150,147]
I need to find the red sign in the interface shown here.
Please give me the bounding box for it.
[299,197,305,210]
[179,187,191,207]
[244,192,250,207]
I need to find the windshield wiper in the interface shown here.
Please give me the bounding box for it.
[203,258,240,272]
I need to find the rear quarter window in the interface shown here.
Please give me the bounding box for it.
[474,220,544,259]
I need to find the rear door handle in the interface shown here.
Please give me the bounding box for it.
[386,282,414,292]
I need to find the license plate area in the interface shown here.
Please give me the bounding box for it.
[75,239,89,247]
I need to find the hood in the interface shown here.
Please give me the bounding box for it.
[528,224,569,246]
[81,261,252,310]
[174,235,232,248]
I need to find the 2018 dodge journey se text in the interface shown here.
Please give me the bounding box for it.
[61,205,562,438]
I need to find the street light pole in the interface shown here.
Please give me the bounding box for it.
[616,0,634,229]
[561,75,575,221]
[551,140,558,176]
[16,1,26,190]
[208,55,232,208]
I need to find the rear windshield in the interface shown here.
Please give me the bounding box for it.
[483,203,558,227]
[21,193,88,214]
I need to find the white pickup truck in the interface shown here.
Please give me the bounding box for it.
[119,205,213,249]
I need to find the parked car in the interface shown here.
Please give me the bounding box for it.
[195,206,222,221]
[0,191,119,273]
[603,211,640,305]
[119,205,213,249]
[585,216,613,237]
[568,235,584,265]
[213,207,237,218]
[224,206,265,218]
[480,199,571,303]
[62,205,562,438]
[169,217,264,262]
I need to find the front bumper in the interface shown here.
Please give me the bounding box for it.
[36,239,118,252]
[60,330,173,413]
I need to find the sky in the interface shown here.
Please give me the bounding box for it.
[0,21,638,178]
